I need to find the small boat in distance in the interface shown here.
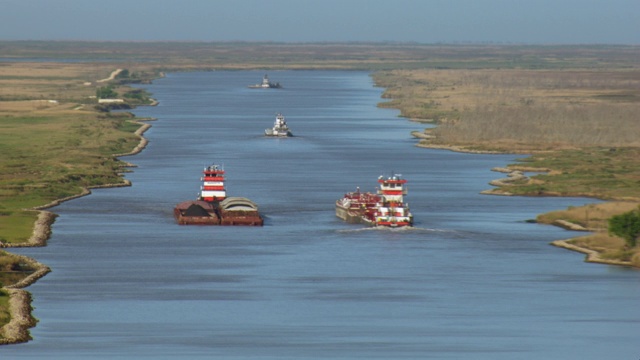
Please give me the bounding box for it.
[248,74,282,89]
[265,113,292,137]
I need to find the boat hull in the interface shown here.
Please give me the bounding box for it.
[249,85,281,89]
[264,129,291,137]
[174,200,263,226]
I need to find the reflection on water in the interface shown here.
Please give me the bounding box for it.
[5,71,640,360]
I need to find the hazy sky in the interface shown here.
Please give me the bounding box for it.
[1,0,638,44]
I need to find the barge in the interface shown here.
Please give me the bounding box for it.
[174,164,264,226]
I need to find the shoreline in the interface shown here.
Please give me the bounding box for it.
[416,141,638,268]
[0,116,153,344]
[550,239,632,267]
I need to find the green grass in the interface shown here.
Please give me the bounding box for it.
[0,289,9,327]
[0,112,142,246]
[0,110,142,327]
[509,148,640,199]
[0,211,38,244]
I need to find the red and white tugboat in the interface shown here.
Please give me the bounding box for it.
[199,164,227,202]
[335,173,413,227]
[374,174,413,227]
[174,164,263,226]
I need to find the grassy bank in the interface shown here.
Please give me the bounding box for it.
[0,61,155,339]
[0,106,142,244]
[0,290,8,327]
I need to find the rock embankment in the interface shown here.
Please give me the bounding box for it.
[0,290,37,345]
[479,167,528,196]
[0,253,51,344]
[551,239,632,267]
[552,219,589,231]
[488,167,528,187]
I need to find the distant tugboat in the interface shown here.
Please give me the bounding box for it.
[336,173,413,227]
[264,113,292,137]
[248,74,282,89]
[174,164,264,226]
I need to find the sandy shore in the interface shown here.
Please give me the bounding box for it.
[0,117,153,345]
[551,239,632,267]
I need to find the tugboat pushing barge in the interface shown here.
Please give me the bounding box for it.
[336,174,413,227]
[174,164,263,226]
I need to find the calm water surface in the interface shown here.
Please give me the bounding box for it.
[5,71,640,359]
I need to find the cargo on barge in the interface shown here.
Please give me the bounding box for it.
[174,164,264,226]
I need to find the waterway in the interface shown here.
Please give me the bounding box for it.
[5,71,640,359]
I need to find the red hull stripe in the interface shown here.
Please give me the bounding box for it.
[376,222,410,226]
[202,196,226,201]
[381,190,403,195]
[203,186,225,190]
[378,180,407,184]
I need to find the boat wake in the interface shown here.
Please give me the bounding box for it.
[337,226,450,234]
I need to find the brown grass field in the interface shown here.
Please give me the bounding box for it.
[1,41,640,342]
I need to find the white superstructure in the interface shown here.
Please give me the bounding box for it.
[265,113,292,137]
[374,174,413,227]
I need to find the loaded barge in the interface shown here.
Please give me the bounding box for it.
[336,174,413,227]
[174,164,264,226]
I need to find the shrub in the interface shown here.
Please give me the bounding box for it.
[608,206,640,248]
[96,86,118,99]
